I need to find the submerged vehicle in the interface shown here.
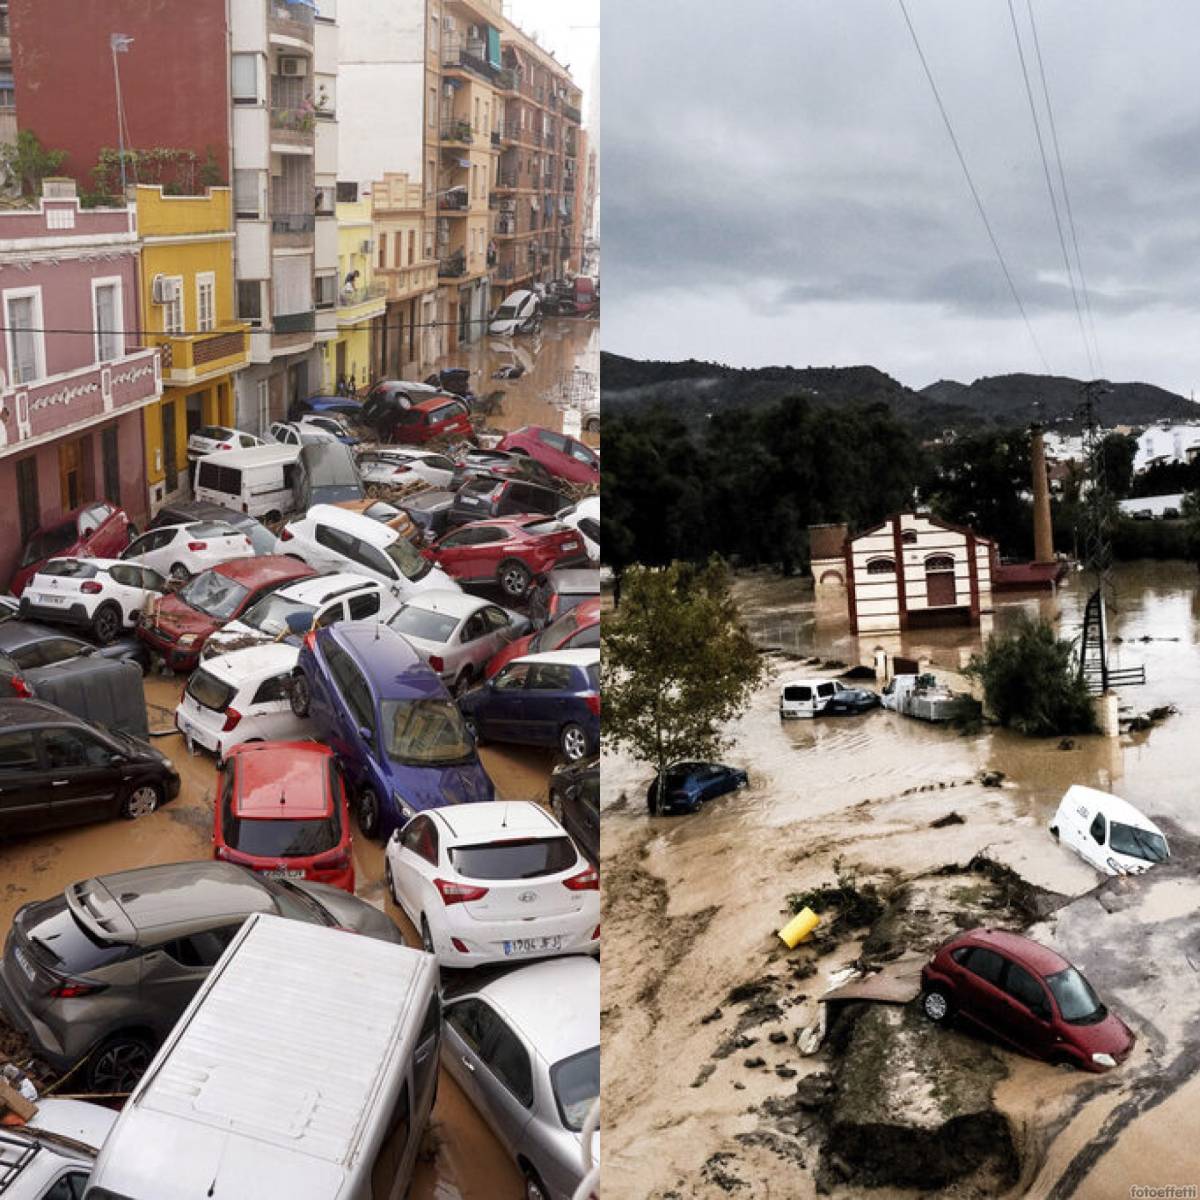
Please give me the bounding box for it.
[1050,785,1170,875]
[881,673,979,722]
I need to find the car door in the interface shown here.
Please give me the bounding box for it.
[249,671,302,740]
[998,959,1059,1060]
[393,815,439,924]
[443,997,494,1113]
[524,661,575,745]
[955,946,1012,1039]
[577,771,600,863]
[479,605,518,660]
[38,726,122,828]
[0,726,50,835]
[123,527,174,577]
[470,1004,537,1156]
[480,662,532,740]
[340,656,383,784]
[137,925,242,1035]
[432,527,482,579]
[105,562,152,624]
[457,609,491,673]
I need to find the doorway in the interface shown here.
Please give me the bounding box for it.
[287,360,308,411]
[335,340,347,389]
[59,439,83,510]
[924,555,957,607]
[185,392,204,440]
[163,401,179,493]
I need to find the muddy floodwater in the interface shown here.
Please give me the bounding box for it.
[603,560,1200,1198]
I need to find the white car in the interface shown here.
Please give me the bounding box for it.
[357,447,457,492]
[0,1097,118,1199]
[556,495,600,564]
[202,572,400,661]
[297,413,357,441]
[1050,785,1171,876]
[174,642,309,761]
[121,520,255,583]
[269,420,338,447]
[385,800,600,968]
[276,503,460,599]
[488,288,542,337]
[386,590,530,694]
[19,557,168,644]
[186,425,263,463]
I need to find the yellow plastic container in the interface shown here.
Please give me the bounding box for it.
[778,907,820,948]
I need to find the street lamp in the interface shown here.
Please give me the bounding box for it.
[111,34,134,199]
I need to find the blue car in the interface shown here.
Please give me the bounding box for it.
[458,649,600,763]
[290,395,365,419]
[647,762,750,815]
[291,623,494,839]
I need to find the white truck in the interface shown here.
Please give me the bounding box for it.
[880,673,978,722]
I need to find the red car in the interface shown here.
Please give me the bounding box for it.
[423,516,588,600]
[137,555,315,671]
[213,741,355,893]
[391,396,475,445]
[11,501,135,595]
[920,928,1135,1072]
[486,595,601,678]
[496,425,599,486]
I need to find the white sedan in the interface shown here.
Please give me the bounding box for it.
[557,495,600,564]
[385,590,530,694]
[18,558,168,644]
[268,420,338,447]
[186,425,263,462]
[121,520,255,583]
[384,800,600,968]
[357,447,457,492]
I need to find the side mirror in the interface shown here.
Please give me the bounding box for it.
[109,752,125,767]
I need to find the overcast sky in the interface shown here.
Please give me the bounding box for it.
[602,1,1200,397]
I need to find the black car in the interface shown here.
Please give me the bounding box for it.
[148,501,276,556]
[647,762,749,815]
[397,489,458,543]
[528,567,602,629]
[448,475,568,527]
[824,683,882,715]
[450,449,558,491]
[549,756,599,866]
[0,620,147,693]
[0,698,180,837]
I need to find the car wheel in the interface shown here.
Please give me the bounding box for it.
[498,559,532,599]
[420,916,435,956]
[522,1166,550,1200]
[289,673,311,718]
[921,986,953,1024]
[560,722,588,762]
[357,786,381,840]
[87,1032,155,1094]
[452,668,473,698]
[121,783,161,820]
[168,562,190,586]
[92,602,122,646]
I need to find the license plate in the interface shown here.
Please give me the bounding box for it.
[39,593,68,606]
[562,541,579,551]
[261,868,304,880]
[503,935,562,956]
[13,946,35,983]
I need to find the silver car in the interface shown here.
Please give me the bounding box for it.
[0,862,403,1094]
[442,956,600,1200]
[386,589,530,694]
[357,447,458,493]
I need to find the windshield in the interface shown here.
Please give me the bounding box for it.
[1046,967,1106,1024]
[495,304,518,319]
[1108,821,1169,863]
[242,593,315,636]
[532,608,579,653]
[384,537,432,582]
[37,559,99,580]
[179,571,250,620]
[389,606,459,643]
[380,698,473,765]
[550,1046,599,1132]
[449,836,577,880]
[21,522,76,566]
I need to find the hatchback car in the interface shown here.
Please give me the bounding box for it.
[121,520,255,583]
[292,623,495,839]
[186,425,263,462]
[387,591,529,695]
[460,649,600,762]
[398,489,458,543]
[297,413,359,444]
[920,928,1136,1072]
[385,801,599,968]
[358,447,458,493]
[146,501,277,556]
[488,288,543,337]
[175,643,310,760]
[0,862,403,1093]
[268,419,338,447]
[450,449,559,492]
[136,555,315,671]
[425,517,587,600]
[824,683,882,715]
[0,1098,117,1200]
[449,475,569,527]
[290,394,365,419]
[496,426,599,486]
[11,502,135,596]
[332,498,422,546]
[442,957,599,1200]
[0,697,180,837]
[389,396,475,447]
[19,557,167,644]
[486,597,600,679]
[214,741,355,893]
[549,757,599,867]
[647,762,749,815]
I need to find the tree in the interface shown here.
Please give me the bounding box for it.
[966,613,1096,737]
[602,558,765,810]
[1097,432,1137,499]
[0,131,67,199]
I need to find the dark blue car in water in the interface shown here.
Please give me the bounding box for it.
[290,623,494,839]
[647,762,749,815]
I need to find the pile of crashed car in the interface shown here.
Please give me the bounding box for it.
[0,377,601,1199]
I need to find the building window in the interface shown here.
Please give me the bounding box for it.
[102,426,120,506]
[161,277,184,334]
[924,555,955,572]
[0,85,13,111]
[237,280,264,326]
[336,181,358,203]
[16,457,38,544]
[92,278,123,362]
[901,530,918,544]
[866,557,896,575]
[315,273,337,310]
[231,53,259,104]
[423,229,434,260]
[5,291,44,385]
[408,230,415,265]
[378,233,388,269]
[394,235,401,267]
[234,170,262,219]
[196,273,215,332]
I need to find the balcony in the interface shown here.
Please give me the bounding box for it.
[495,171,519,190]
[438,188,470,212]
[269,0,315,43]
[438,254,466,278]
[336,280,388,325]
[563,103,583,125]
[270,105,318,148]
[442,35,496,84]
[495,214,517,236]
[271,212,316,250]
[496,67,519,93]
[440,118,473,146]
[154,322,250,387]
[1,348,160,451]
[496,261,516,281]
[273,310,316,335]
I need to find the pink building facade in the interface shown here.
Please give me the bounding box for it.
[0,182,160,589]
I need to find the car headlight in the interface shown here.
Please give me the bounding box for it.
[1091,1052,1117,1068]
[1105,857,1128,875]
[392,792,414,822]
[177,634,198,647]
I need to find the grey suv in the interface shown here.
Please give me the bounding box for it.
[0,862,403,1093]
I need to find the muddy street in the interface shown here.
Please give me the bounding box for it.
[602,560,1200,1198]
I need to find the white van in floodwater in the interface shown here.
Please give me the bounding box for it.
[194,443,302,523]
[83,912,440,1200]
[1050,785,1170,876]
[779,678,839,719]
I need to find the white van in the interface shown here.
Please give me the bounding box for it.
[194,443,302,523]
[779,678,839,719]
[1050,785,1171,876]
[488,289,542,336]
[82,912,441,1200]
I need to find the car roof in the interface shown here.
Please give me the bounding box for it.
[511,648,600,669]
[326,624,443,697]
[197,443,300,467]
[781,678,838,687]
[272,572,377,604]
[201,642,300,679]
[231,742,332,820]
[211,555,314,585]
[155,502,254,527]
[476,957,599,1063]
[398,589,490,619]
[0,620,88,651]
[0,696,88,729]
[400,489,455,511]
[414,395,461,413]
[498,289,535,306]
[32,503,104,532]
[430,800,562,841]
[302,504,400,546]
[1058,785,1164,834]
[957,928,1071,977]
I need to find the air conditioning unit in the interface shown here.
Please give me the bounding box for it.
[442,15,456,33]
[443,82,455,100]
[359,239,373,254]
[279,56,307,77]
[151,275,180,305]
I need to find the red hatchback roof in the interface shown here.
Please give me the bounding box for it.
[213,555,315,586]
[413,395,460,414]
[956,928,1070,977]
[229,741,333,820]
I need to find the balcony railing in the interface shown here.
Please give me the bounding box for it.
[496,67,519,92]
[496,262,516,281]
[337,281,388,308]
[563,103,583,125]
[495,215,517,235]
[273,310,316,334]
[438,190,470,211]
[155,322,250,385]
[495,171,519,189]
[438,254,466,278]
[440,118,473,145]
[271,212,316,234]
[271,105,318,135]
[442,36,496,82]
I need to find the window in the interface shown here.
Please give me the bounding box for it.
[231,53,259,104]
[537,429,568,453]
[162,925,240,968]
[336,181,358,203]
[234,169,262,219]
[0,86,13,112]
[347,591,381,620]
[41,728,111,770]
[401,815,438,865]
[238,280,264,326]
[1005,962,1050,1016]
[161,276,184,334]
[196,273,215,333]
[1089,812,1106,844]
[494,663,531,692]
[866,557,895,575]
[92,279,122,362]
[481,1016,534,1107]
[901,530,918,544]
[17,457,39,544]
[408,230,415,264]
[428,87,437,127]
[529,663,574,691]
[378,233,388,269]
[925,555,955,572]
[347,537,393,578]
[0,730,37,769]
[315,185,335,215]
[251,673,294,705]
[6,291,43,384]
[315,274,337,310]
[962,946,1006,986]
[42,1173,89,1200]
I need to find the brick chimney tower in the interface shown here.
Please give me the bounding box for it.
[1030,424,1054,564]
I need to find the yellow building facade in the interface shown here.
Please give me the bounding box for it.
[135,185,249,512]
[322,196,387,393]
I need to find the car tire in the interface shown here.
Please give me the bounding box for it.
[169,562,190,586]
[420,915,435,956]
[289,673,311,718]
[121,783,161,820]
[452,668,473,698]
[921,986,954,1024]
[560,722,589,762]
[522,1165,550,1200]
[357,786,381,840]
[498,558,532,599]
[86,1031,155,1094]
[92,602,123,646]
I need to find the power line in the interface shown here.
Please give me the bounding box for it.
[895,0,1051,373]
[1006,0,1093,377]
[1026,0,1104,376]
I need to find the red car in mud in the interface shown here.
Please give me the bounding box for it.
[495,425,600,486]
[920,928,1135,1071]
[11,502,135,596]
[390,396,474,445]
[213,741,355,893]
[486,595,601,678]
